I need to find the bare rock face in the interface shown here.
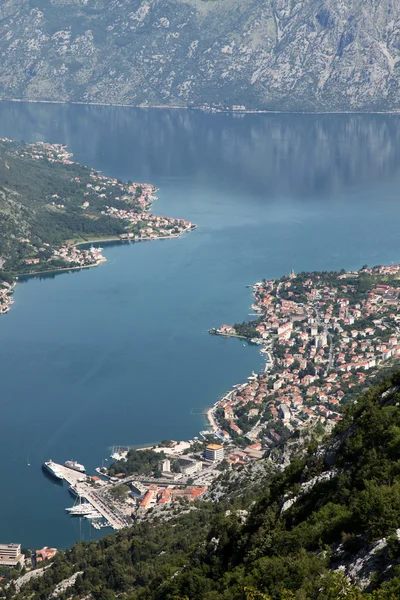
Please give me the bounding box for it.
[1,0,400,111]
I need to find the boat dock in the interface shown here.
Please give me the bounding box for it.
[49,463,128,530]
[48,463,85,486]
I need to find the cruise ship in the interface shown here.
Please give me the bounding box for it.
[64,460,86,473]
[42,460,64,481]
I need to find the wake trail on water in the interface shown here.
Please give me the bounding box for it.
[39,350,111,457]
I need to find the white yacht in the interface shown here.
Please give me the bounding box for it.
[66,504,92,515]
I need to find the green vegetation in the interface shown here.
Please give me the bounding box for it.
[10,373,400,599]
[233,320,262,339]
[107,449,165,478]
[159,440,174,448]
[109,485,130,502]
[0,140,140,278]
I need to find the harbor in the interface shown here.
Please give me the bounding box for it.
[43,462,130,531]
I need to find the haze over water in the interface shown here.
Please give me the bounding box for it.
[1,103,400,548]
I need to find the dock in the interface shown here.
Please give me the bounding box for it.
[49,463,129,530]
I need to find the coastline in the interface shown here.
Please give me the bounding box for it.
[17,257,107,278]
[71,226,197,248]
[14,227,196,280]
[2,98,400,116]
[0,143,196,312]
[206,406,219,435]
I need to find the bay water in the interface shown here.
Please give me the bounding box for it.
[0,103,400,548]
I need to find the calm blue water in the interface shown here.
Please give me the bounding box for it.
[1,103,400,549]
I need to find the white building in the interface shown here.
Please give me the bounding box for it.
[0,544,24,567]
[178,459,203,475]
[204,444,224,462]
[279,404,291,423]
[158,459,171,473]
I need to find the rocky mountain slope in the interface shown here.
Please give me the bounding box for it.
[1,0,400,111]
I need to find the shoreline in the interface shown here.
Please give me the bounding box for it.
[71,226,196,247]
[17,227,196,278]
[17,258,107,278]
[2,98,400,116]
[206,406,219,435]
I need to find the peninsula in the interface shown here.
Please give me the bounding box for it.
[0,138,195,315]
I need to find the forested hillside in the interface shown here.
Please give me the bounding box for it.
[7,373,400,599]
[1,0,400,111]
[0,139,158,279]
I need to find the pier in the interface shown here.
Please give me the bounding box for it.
[50,463,129,530]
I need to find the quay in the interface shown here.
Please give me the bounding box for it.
[49,463,128,530]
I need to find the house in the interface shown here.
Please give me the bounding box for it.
[36,547,57,562]
[24,258,40,265]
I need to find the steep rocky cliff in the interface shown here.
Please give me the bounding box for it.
[1,0,400,111]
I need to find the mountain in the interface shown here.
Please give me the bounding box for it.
[7,372,400,599]
[1,0,400,112]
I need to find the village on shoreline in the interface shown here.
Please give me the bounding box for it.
[0,140,195,316]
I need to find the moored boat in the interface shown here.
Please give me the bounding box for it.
[43,460,63,481]
[64,460,86,473]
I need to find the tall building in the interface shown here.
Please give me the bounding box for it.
[158,458,171,473]
[204,444,224,462]
[0,544,24,567]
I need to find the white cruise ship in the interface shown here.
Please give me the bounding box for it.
[64,460,86,473]
[43,460,63,481]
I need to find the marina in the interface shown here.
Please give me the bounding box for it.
[43,462,129,531]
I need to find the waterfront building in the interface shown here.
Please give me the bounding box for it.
[0,544,24,567]
[204,444,224,462]
[36,547,57,562]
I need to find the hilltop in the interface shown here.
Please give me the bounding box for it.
[5,373,400,599]
[1,0,400,112]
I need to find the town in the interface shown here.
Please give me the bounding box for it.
[6,256,400,581]
[209,263,400,450]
